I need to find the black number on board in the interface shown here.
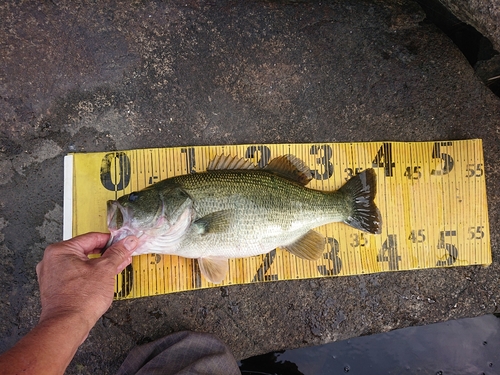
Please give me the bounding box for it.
[372,143,395,177]
[148,176,159,185]
[344,167,364,181]
[114,263,133,298]
[408,229,426,243]
[150,254,162,264]
[431,142,454,176]
[252,249,279,282]
[181,148,196,174]
[404,166,422,180]
[377,234,401,270]
[436,230,458,266]
[318,237,342,276]
[350,233,366,248]
[245,145,271,168]
[310,145,333,180]
[100,152,131,191]
[466,163,483,177]
[468,226,484,240]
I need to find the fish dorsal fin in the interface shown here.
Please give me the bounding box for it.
[282,230,325,260]
[264,154,312,186]
[198,256,229,284]
[207,155,256,171]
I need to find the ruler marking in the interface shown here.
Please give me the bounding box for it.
[415,143,424,268]
[429,142,438,267]
[479,139,485,263]
[472,140,479,262]
[451,142,460,266]
[481,140,489,263]
[414,142,423,268]
[348,143,359,273]
[416,142,425,268]
[445,142,456,266]
[474,140,482,262]
[420,142,431,268]
[472,140,478,263]
[460,141,468,265]
[407,142,416,268]
[401,143,411,270]
[455,142,462,264]
[441,141,450,266]
[470,140,475,263]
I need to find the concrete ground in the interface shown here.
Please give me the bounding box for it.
[1,0,500,373]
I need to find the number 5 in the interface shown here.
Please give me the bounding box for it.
[436,230,458,266]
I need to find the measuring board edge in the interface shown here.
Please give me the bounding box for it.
[65,139,492,299]
[63,154,74,241]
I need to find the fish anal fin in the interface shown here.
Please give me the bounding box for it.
[283,230,325,260]
[340,168,382,234]
[264,154,312,185]
[193,210,232,234]
[207,155,256,171]
[198,257,228,284]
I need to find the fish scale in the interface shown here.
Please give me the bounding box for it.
[170,170,348,256]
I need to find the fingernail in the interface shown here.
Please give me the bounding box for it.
[124,236,138,251]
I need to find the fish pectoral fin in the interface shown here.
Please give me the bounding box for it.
[198,257,228,284]
[193,210,232,234]
[264,154,312,186]
[283,230,325,260]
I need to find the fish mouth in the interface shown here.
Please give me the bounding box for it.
[104,200,136,252]
[107,200,123,231]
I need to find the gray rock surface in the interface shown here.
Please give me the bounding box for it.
[1,0,500,373]
[438,0,500,52]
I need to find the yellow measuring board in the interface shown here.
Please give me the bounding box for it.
[63,140,491,299]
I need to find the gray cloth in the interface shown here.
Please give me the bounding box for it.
[115,331,240,375]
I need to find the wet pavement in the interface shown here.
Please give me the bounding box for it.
[1,0,500,373]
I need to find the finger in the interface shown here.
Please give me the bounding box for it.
[36,261,42,279]
[74,232,111,254]
[116,256,132,274]
[100,236,138,273]
[63,232,111,256]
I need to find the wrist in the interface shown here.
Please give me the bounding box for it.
[38,311,94,344]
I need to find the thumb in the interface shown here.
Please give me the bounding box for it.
[101,236,138,274]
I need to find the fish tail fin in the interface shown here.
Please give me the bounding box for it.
[338,168,382,234]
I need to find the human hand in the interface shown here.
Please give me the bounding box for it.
[36,232,138,337]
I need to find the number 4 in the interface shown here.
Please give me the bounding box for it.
[372,143,395,177]
[377,234,401,270]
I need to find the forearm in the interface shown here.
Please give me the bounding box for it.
[0,234,137,374]
[0,313,91,375]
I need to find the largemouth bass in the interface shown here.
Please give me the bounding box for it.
[106,154,382,283]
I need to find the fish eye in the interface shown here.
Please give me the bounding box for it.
[128,192,139,202]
